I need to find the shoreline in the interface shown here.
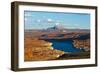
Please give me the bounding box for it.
[55,51,90,60]
[25,51,90,62]
[24,35,90,61]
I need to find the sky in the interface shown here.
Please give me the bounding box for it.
[24,11,90,30]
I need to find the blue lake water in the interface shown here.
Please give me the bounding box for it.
[45,39,82,53]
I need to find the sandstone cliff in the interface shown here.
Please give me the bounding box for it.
[24,38,64,61]
[73,39,90,51]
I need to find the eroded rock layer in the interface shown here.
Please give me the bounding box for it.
[24,38,64,61]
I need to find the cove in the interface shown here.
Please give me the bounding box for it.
[45,39,83,53]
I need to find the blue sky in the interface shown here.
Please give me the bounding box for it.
[24,11,90,29]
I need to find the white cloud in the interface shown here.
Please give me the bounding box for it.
[24,18,28,21]
[37,19,41,23]
[47,18,53,23]
[55,22,60,26]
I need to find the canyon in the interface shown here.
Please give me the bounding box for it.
[24,28,90,61]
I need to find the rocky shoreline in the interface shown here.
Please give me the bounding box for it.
[73,39,90,51]
[24,38,90,61]
[56,51,90,60]
[24,38,64,61]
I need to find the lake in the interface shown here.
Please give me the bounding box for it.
[45,39,83,53]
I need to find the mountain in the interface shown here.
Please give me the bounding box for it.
[47,25,65,30]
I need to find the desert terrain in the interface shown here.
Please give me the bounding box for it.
[24,26,90,61]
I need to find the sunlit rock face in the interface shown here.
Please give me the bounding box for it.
[73,39,90,51]
[24,38,64,61]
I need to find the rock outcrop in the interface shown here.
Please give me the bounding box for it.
[73,39,90,51]
[24,38,64,61]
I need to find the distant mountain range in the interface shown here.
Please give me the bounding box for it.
[45,25,90,33]
[25,25,90,40]
[47,25,65,30]
[25,25,90,34]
